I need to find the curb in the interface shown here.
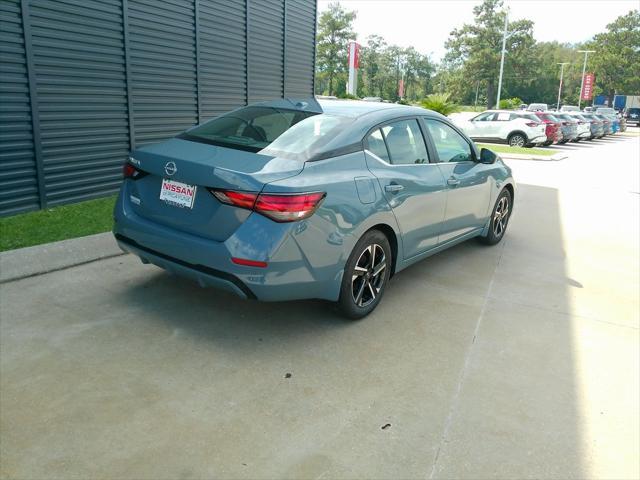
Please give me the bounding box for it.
[0,232,125,284]
[499,152,568,161]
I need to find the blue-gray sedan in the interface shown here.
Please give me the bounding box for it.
[114,99,515,318]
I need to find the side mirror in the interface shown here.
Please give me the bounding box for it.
[480,147,497,164]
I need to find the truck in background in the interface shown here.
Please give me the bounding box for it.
[594,94,640,111]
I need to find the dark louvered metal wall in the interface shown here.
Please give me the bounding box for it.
[0,0,317,216]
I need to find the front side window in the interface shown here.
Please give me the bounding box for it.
[423,118,473,163]
[380,119,429,165]
[473,112,495,122]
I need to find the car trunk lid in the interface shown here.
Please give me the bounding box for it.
[127,138,303,241]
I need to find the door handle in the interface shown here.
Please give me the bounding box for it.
[384,183,404,193]
[447,177,461,187]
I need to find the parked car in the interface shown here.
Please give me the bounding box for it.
[550,112,579,143]
[624,107,640,126]
[362,96,383,102]
[454,110,547,147]
[565,112,600,140]
[597,112,620,133]
[560,105,580,112]
[533,112,562,146]
[553,112,589,142]
[594,113,613,135]
[595,107,618,116]
[113,99,515,319]
[527,103,548,112]
[579,113,605,139]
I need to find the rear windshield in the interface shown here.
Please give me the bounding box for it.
[179,106,317,153]
[539,113,558,122]
[517,113,540,122]
[260,113,355,161]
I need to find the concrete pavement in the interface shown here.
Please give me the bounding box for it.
[1,133,638,479]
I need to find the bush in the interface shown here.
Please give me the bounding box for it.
[338,93,359,100]
[420,93,459,115]
[498,97,523,110]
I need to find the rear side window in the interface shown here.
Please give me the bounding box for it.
[380,119,429,165]
[365,129,390,162]
[423,118,473,163]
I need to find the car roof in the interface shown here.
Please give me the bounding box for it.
[317,99,420,117]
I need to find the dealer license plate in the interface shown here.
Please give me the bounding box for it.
[159,178,197,209]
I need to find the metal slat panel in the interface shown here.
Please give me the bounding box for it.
[0,0,315,216]
[285,0,315,97]
[248,0,284,103]
[128,0,197,145]
[0,0,38,216]
[197,0,246,120]
[29,0,130,205]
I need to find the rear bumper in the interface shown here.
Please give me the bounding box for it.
[116,234,255,299]
[113,188,345,302]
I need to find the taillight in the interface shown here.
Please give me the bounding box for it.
[211,190,326,222]
[123,162,145,180]
[526,122,540,127]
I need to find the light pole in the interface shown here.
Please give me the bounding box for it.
[577,50,595,108]
[556,62,569,111]
[496,12,509,108]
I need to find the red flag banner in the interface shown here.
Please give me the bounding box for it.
[581,73,595,100]
[347,41,360,69]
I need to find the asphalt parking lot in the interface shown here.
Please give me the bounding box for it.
[1,131,638,479]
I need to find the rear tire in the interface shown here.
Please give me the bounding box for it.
[478,189,512,246]
[337,230,392,320]
[508,133,526,147]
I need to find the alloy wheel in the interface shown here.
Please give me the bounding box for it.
[493,195,510,237]
[351,243,386,307]
[509,135,525,147]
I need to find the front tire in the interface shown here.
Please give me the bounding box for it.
[338,230,392,319]
[478,189,512,246]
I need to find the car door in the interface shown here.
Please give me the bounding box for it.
[363,118,447,259]
[422,117,492,243]
[468,112,496,139]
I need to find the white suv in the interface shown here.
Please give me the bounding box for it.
[453,110,548,147]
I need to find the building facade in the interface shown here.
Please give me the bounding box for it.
[0,0,316,216]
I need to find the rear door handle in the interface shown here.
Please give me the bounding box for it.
[447,177,461,187]
[384,183,404,193]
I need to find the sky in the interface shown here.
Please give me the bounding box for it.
[317,0,638,61]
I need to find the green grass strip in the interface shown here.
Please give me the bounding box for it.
[0,196,116,252]
[476,143,556,156]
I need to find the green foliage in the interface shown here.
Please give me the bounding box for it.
[498,97,523,109]
[443,0,535,108]
[358,40,434,102]
[587,10,640,103]
[338,92,359,100]
[0,196,116,252]
[315,3,356,96]
[420,93,460,115]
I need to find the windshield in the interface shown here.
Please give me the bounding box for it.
[260,114,355,161]
[179,106,317,152]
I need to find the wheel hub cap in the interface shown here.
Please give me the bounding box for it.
[351,244,386,308]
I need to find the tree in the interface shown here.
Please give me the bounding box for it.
[587,10,640,105]
[444,0,535,108]
[315,2,356,96]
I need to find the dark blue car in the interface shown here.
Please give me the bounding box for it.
[114,99,515,318]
